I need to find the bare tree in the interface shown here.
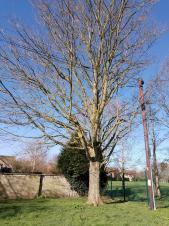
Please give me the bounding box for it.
[112,140,132,201]
[16,140,48,173]
[0,0,158,205]
[149,58,169,129]
[146,58,169,198]
[147,107,161,198]
[159,161,169,183]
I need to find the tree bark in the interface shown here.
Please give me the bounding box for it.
[152,137,161,198]
[87,161,103,206]
[155,172,161,198]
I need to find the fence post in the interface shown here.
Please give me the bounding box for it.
[38,174,44,197]
[122,171,126,202]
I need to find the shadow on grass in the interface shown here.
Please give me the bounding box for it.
[0,206,22,218]
[105,181,169,210]
[105,182,148,202]
[157,204,169,209]
[104,199,127,204]
[160,186,169,200]
[0,199,52,219]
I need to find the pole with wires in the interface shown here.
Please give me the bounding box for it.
[138,79,156,210]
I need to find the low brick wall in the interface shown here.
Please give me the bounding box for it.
[0,174,78,199]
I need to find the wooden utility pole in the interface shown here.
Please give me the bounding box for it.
[138,80,156,210]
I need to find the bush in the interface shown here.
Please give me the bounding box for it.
[57,134,107,195]
[0,166,12,173]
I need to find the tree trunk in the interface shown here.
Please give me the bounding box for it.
[87,161,103,206]
[152,137,161,198]
[155,172,161,198]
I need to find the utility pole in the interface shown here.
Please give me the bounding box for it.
[138,79,156,210]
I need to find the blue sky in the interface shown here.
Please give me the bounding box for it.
[0,0,169,164]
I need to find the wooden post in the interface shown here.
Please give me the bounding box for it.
[138,80,156,210]
[38,174,44,197]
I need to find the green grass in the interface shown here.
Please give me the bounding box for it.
[106,181,169,204]
[0,181,169,226]
[106,181,154,202]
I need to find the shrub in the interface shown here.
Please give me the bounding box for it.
[57,134,107,195]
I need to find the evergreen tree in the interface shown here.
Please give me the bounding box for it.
[58,134,107,195]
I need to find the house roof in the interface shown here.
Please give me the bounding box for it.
[0,155,15,168]
[106,167,136,176]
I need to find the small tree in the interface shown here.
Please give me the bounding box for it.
[58,134,107,195]
[113,141,132,201]
[147,107,161,198]
[16,140,48,173]
[12,158,32,173]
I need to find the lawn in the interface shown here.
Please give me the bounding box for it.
[0,181,169,226]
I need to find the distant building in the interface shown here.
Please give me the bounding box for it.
[106,167,136,182]
[123,170,136,182]
[107,167,121,180]
[0,155,15,173]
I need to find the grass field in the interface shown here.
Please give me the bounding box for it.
[0,181,169,226]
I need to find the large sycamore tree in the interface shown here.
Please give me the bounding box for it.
[0,0,157,205]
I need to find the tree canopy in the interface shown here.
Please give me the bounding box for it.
[0,0,158,205]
